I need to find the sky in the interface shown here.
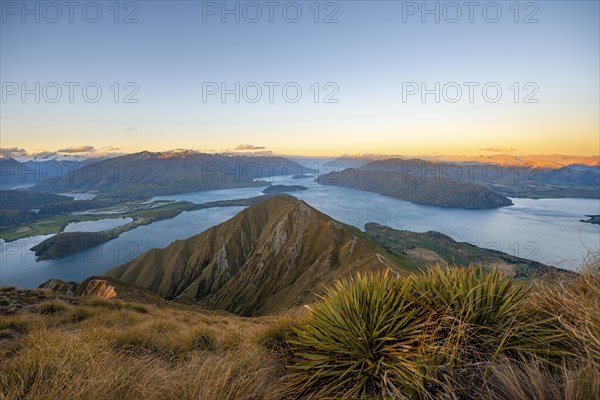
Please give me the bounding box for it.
[1,0,599,157]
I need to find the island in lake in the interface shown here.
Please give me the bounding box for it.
[581,215,600,225]
[262,185,308,194]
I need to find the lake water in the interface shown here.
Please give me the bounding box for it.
[0,207,244,288]
[1,177,598,288]
[63,218,133,233]
[153,177,600,269]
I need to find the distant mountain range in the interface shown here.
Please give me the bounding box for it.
[0,154,104,188]
[358,158,600,199]
[330,154,600,170]
[104,196,555,316]
[31,151,313,199]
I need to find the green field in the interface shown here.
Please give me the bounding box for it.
[0,201,194,242]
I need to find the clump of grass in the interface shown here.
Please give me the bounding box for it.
[479,354,600,400]
[288,271,430,399]
[109,327,188,362]
[411,265,567,369]
[0,317,29,334]
[187,328,217,351]
[255,319,295,352]
[32,300,68,315]
[0,286,17,293]
[95,309,145,328]
[529,259,600,363]
[82,297,124,310]
[147,320,176,333]
[68,307,95,323]
[127,304,148,314]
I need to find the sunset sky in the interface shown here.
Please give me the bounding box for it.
[1,1,599,157]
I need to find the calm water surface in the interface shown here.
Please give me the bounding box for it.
[1,178,598,288]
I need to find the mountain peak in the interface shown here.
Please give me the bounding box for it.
[107,196,400,316]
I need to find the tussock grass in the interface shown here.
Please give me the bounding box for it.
[67,306,95,323]
[290,263,600,399]
[31,300,68,315]
[0,300,288,400]
[1,259,599,399]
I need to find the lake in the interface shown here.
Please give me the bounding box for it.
[153,177,600,269]
[1,178,598,288]
[0,207,245,288]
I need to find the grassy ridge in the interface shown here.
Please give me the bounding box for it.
[1,259,599,399]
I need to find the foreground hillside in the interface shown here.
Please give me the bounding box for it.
[1,261,598,399]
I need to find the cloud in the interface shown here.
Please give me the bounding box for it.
[234,144,266,151]
[57,145,96,154]
[98,146,122,152]
[0,147,27,157]
[480,147,517,153]
[124,127,138,131]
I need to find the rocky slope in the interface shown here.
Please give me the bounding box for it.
[106,196,400,316]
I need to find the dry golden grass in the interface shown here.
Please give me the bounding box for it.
[0,257,598,400]
[0,299,293,400]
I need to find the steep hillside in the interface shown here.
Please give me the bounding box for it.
[317,168,512,208]
[32,151,313,199]
[106,196,400,316]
